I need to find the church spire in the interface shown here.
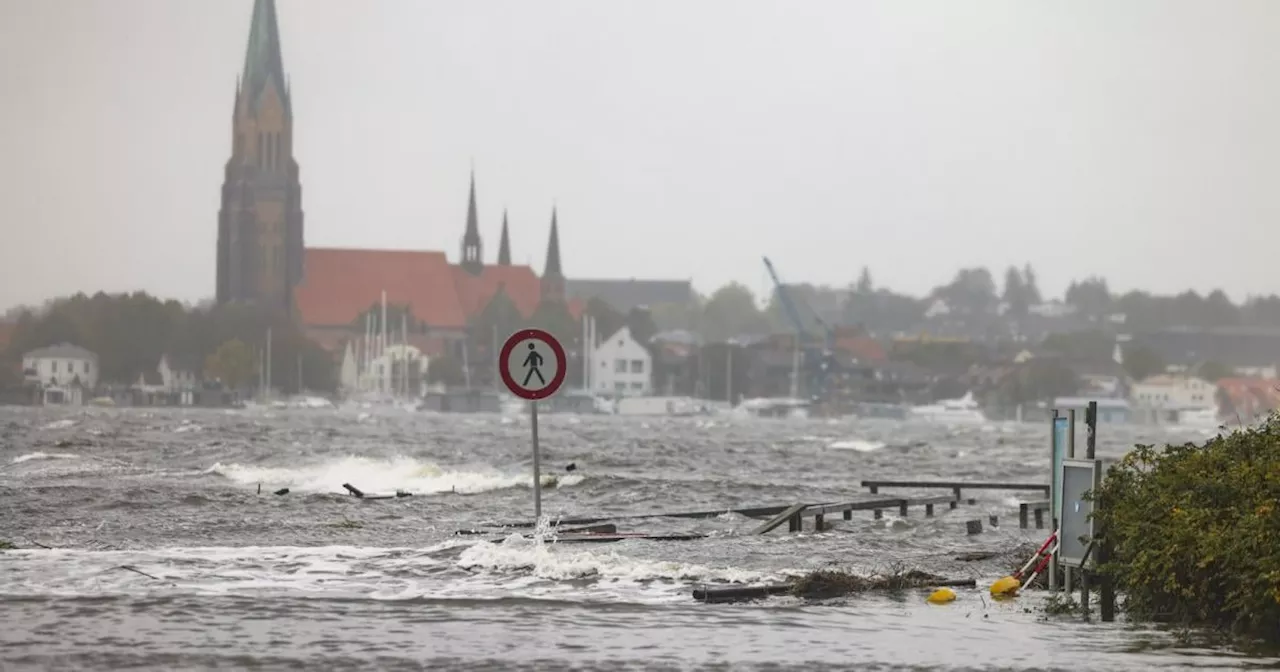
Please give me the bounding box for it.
[460,170,484,274]
[497,210,512,266]
[241,0,290,115]
[541,207,565,303]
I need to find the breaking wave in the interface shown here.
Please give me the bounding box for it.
[205,455,584,495]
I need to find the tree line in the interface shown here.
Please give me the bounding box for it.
[0,292,335,393]
[651,265,1280,343]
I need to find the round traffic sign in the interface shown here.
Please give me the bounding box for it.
[498,328,567,400]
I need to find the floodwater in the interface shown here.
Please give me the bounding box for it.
[0,405,1273,671]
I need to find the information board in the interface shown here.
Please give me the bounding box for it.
[1059,458,1100,567]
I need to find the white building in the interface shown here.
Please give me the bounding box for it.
[592,326,652,397]
[1130,374,1215,410]
[23,343,98,405]
[135,355,200,404]
[340,340,428,397]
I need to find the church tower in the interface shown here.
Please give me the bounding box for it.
[496,210,512,266]
[459,171,483,275]
[216,0,305,313]
[541,207,565,304]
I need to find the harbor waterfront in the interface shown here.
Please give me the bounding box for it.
[1,406,1272,671]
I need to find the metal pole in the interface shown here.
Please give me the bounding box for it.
[1085,401,1097,459]
[1064,408,1078,594]
[531,400,542,521]
[1049,408,1058,593]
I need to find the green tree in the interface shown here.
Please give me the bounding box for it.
[1122,344,1165,380]
[702,283,769,341]
[932,268,998,315]
[1065,277,1112,319]
[626,306,659,344]
[1093,419,1280,643]
[1002,266,1027,317]
[583,297,625,342]
[1021,264,1042,305]
[204,339,257,389]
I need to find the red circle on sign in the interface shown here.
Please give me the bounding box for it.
[498,328,567,400]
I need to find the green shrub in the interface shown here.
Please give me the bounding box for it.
[1093,414,1280,642]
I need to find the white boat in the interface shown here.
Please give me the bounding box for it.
[615,395,713,417]
[732,397,810,419]
[1174,407,1223,429]
[909,391,988,424]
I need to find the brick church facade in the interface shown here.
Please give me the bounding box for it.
[216,0,581,362]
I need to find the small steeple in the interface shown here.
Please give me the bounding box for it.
[459,170,484,274]
[497,210,512,266]
[241,0,290,115]
[541,207,565,303]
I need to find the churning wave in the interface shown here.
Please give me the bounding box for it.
[204,455,584,495]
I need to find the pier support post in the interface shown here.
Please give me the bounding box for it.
[950,487,961,509]
[925,503,935,517]
[1020,503,1029,529]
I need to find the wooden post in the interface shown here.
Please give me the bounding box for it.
[814,513,824,531]
[899,501,908,517]
[1099,537,1115,622]
[950,487,960,509]
[925,503,935,517]
[1035,507,1044,529]
[1020,503,1029,529]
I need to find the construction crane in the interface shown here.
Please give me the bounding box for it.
[761,256,837,402]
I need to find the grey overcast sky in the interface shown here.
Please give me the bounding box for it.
[2,0,1279,311]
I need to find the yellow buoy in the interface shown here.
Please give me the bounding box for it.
[990,576,1021,597]
[926,587,957,604]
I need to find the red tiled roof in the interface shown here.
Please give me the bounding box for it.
[835,336,886,362]
[450,264,542,319]
[295,248,467,328]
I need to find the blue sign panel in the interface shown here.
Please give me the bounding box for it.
[1052,416,1069,524]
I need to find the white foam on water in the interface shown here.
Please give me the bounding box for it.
[828,439,886,452]
[10,452,79,464]
[206,455,585,495]
[456,533,773,588]
[40,419,77,430]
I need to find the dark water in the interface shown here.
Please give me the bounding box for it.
[0,405,1272,671]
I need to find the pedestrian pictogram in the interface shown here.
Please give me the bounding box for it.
[499,328,566,401]
[522,343,545,387]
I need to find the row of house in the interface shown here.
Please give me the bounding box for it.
[14,343,226,407]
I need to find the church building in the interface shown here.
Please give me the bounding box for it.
[215,0,582,366]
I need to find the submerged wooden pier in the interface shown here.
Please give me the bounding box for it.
[460,480,1064,540]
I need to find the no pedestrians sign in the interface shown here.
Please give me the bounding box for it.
[499,328,566,401]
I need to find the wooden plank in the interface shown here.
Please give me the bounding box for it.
[752,503,809,535]
[485,504,799,529]
[806,495,955,517]
[861,479,1049,492]
[486,532,707,544]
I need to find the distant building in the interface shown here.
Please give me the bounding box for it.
[1130,374,1215,410]
[23,343,98,405]
[566,279,694,316]
[591,326,652,397]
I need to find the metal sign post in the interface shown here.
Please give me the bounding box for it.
[498,328,567,523]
